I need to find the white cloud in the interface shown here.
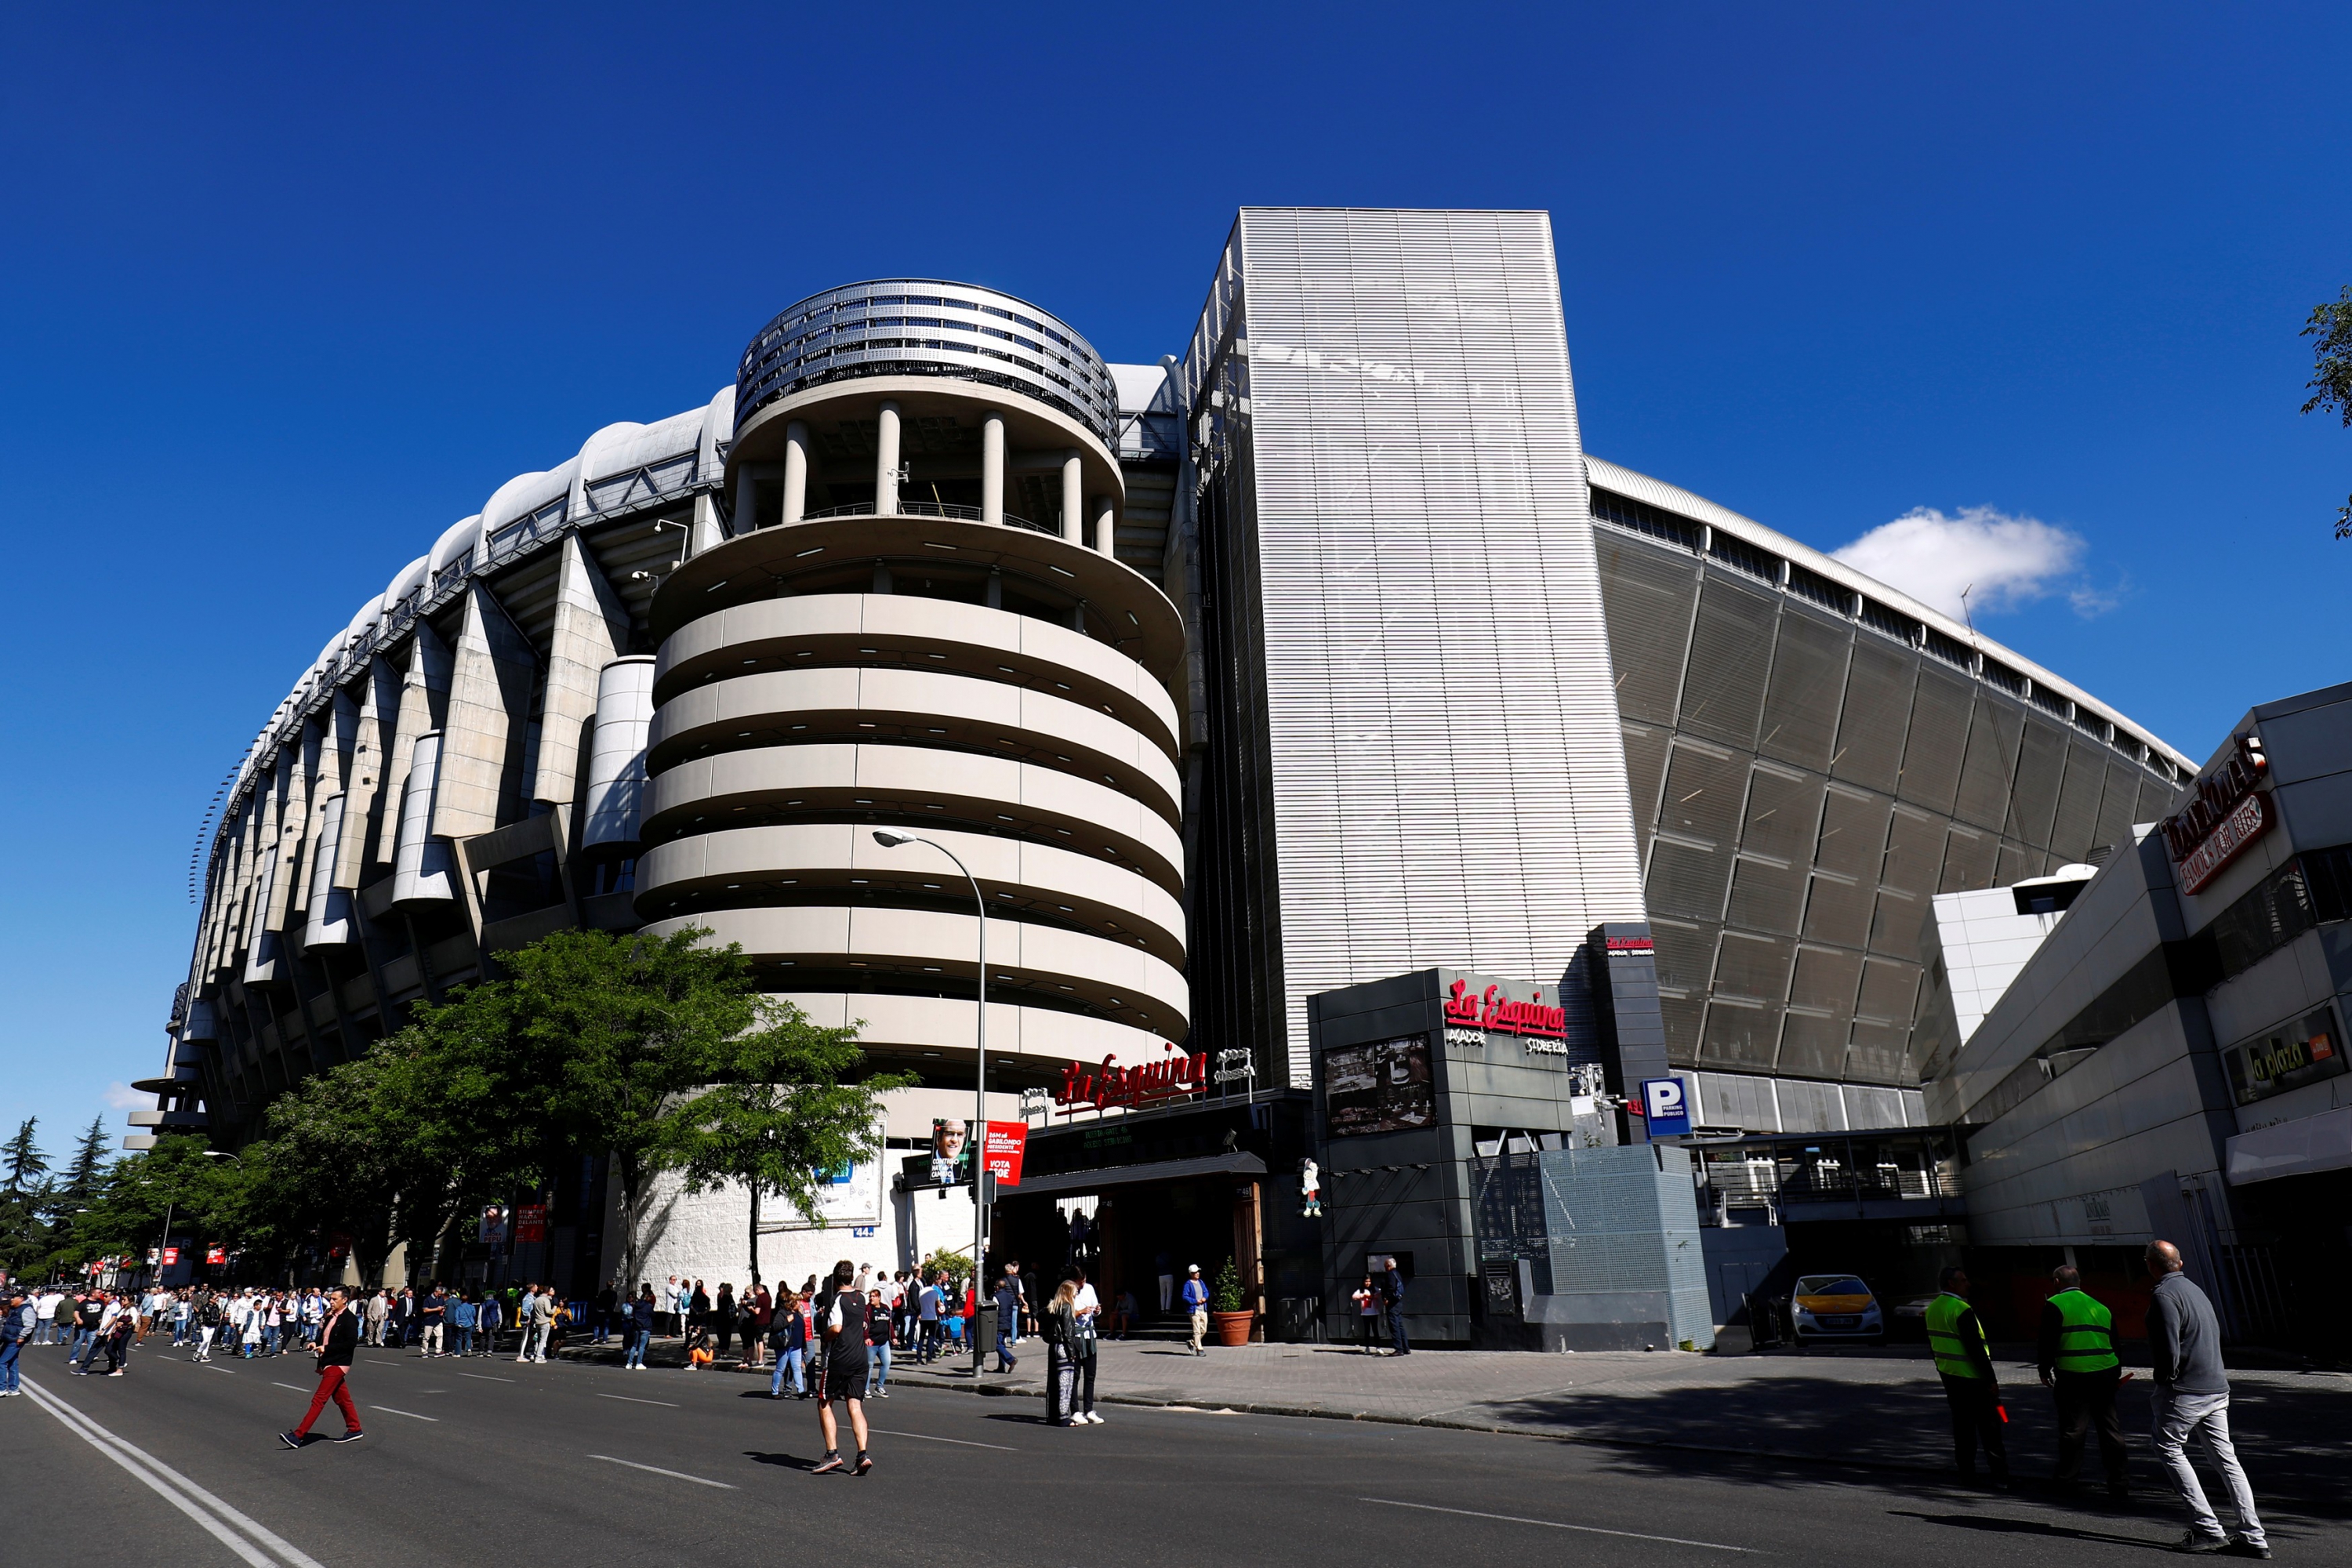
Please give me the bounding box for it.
[1830,505,2105,622]
[103,1081,148,1111]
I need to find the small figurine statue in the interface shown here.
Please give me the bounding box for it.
[1300,1157,1323,1217]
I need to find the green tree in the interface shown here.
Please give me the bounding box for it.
[657,999,903,1285]
[2,1117,46,1196]
[60,1116,110,1209]
[256,1052,427,1288]
[2301,285,2352,537]
[58,1136,269,1277]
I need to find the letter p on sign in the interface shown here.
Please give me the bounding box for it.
[1641,1076,1692,1137]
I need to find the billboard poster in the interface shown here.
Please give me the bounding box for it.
[982,1121,1028,1187]
[205,1247,227,1265]
[931,1118,972,1186]
[477,1205,508,1247]
[514,1204,547,1244]
[772,1137,887,1231]
[1323,1034,1436,1137]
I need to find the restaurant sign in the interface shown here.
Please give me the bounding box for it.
[1443,977,1569,1055]
[2161,734,2271,895]
[1054,1045,1209,1112]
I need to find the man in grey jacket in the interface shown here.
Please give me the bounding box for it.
[2143,1240,2267,1558]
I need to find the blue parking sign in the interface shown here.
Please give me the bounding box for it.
[1640,1076,1692,1137]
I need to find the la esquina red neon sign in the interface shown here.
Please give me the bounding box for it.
[1443,978,1566,1040]
[1054,1043,1208,1112]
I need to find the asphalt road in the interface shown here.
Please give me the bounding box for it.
[2,1338,2334,1566]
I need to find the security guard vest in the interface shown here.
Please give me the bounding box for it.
[2048,1288,2119,1374]
[1925,1292,1986,1379]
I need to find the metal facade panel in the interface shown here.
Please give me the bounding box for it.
[2005,717,2069,848]
[1953,699,2025,833]
[1620,724,1670,861]
[1740,764,1824,865]
[2049,741,2110,862]
[2092,757,2143,850]
[1726,853,1807,936]
[1757,611,1852,773]
[1940,823,2000,893]
[1226,209,1645,1080]
[1658,740,1746,847]
[1678,576,1778,750]
[1899,670,1974,816]
[1701,997,1782,1069]
[1596,539,1697,725]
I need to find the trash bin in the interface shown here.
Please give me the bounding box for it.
[975,1302,998,1365]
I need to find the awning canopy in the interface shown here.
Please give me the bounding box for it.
[1002,1151,1267,1200]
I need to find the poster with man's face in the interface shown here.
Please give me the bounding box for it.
[931,1119,971,1185]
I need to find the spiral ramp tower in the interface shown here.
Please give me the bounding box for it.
[634,280,1189,1089]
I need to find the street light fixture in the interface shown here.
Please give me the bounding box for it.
[873,827,989,1374]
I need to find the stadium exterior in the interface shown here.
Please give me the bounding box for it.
[147,208,2190,1294]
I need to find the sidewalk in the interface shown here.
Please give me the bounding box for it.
[552,1334,2347,1515]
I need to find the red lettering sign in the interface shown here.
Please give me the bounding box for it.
[1443,978,1566,1040]
[2176,789,2270,895]
[161,1247,180,1267]
[514,1204,547,1244]
[205,1247,227,1265]
[982,1122,1028,1186]
[1054,1044,1207,1111]
[2161,735,2271,894]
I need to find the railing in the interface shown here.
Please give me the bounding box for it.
[793,499,1060,536]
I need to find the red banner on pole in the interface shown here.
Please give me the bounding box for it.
[982,1122,1028,1187]
[162,1247,180,1267]
[205,1247,227,1265]
[515,1203,547,1243]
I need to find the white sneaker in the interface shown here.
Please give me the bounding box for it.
[1085,1411,1104,1424]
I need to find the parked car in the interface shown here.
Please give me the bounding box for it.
[1888,1294,1938,1343]
[1788,1273,1884,1347]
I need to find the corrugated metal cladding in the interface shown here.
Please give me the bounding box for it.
[1200,209,1646,1084]
[1593,524,2183,1091]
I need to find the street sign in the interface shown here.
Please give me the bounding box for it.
[1640,1076,1693,1138]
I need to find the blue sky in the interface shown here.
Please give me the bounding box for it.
[3,2,2346,1160]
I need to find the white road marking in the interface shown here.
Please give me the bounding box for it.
[457,1372,514,1384]
[271,1382,306,1392]
[587,1454,736,1489]
[869,1428,1019,1451]
[21,1377,326,1568]
[1362,1498,1755,1552]
[197,1363,235,1374]
[369,1405,440,1422]
[595,1392,679,1407]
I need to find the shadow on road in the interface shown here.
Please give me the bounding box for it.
[1887,1510,2172,1551]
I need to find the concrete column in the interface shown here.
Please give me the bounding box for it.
[392,733,455,905]
[583,656,658,849]
[685,492,725,558]
[1062,450,1083,543]
[784,421,810,525]
[529,533,631,814]
[982,413,1005,526]
[1091,493,1116,556]
[430,581,538,840]
[877,401,902,517]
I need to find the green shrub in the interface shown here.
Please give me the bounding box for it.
[1213,1257,1245,1313]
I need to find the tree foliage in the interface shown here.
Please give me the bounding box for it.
[657,998,907,1284]
[2301,285,2352,538]
[3,1118,48,1197]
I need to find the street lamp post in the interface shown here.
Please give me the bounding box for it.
[873,829,987,1375]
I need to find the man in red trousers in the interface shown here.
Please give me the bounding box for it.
[281,1286,364,1448]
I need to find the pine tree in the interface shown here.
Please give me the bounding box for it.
[2,1117,45,1196]
[60,1115,110,1207]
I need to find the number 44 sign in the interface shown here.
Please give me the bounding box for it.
[1639,1076,1692,1138]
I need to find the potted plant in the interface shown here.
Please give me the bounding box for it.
[1209,1258,1254,1346]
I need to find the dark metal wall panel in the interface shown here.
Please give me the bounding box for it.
[1756,610,1852,773]
[1620,723,1670,858]
[1845,1016,1915,1085]
[1778,1011,1852,1078]
[1658,740,1747,847]
[1867,888,1928,960]
[1898,670,1974,816]
[2049,741,2109,862]
[1880,804,1945,896]
[1595,539,1697,726]
[1803,873,1875,949]
[1726,853,1807,935]
[1788,942,1864,1014]
[2092,757,2143,851]
[1700,996,1782,1069]
[1831,641,1915,793]
[1953,699,2024,833]
[1660,991,1705,1066]
[2005,717,2068,849]
[2137,771,2182,826]
[1939,824,1999,893]
[1650,916,1717,994]
[1740,763,1825,865]
[1814,786,1893,881]
[1994,837,2040,887]
[1647,839,1731,920]
[1857,955,1922,1022]
[1678,577,1779,750]
[1712,929,1795,1001]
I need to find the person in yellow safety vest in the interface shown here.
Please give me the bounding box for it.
[2037,1263,2131,1498]
[1924,1265,2009,1485]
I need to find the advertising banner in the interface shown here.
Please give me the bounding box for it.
[205,1247,227,1265]
[478,1205,508,1247]
[982,1121,1028,1187]
[514,1204,547,1244]
[931,1119,972,1186]
[1323,1034,1435,1137]
[162,1247,180,1267]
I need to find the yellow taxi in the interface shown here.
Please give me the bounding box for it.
[1789,1273,1885,1347]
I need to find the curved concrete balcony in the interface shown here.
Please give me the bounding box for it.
[648,666,1182,826]
[773,990,1173,1077]
[653,506,1183,677]
[655,593,1181,759]
[643,904,1188,1036]
[636,822,1185,967]
[644,742,1184,895]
